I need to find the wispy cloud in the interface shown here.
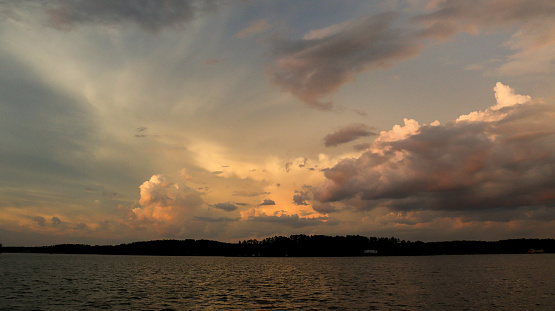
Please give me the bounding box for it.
[212,202,238,212]
[235,19,270,38]
[324,123,376,147]
[44,0,218,32]
[268,13,421,110]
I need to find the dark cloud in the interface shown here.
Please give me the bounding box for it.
[102,191,123,199]
[232,190,270,197]
[259,199,276,206]
[285,161,292,172]
[267,13,421,110]
[51,216,62,226]
[75,222,88,231]
[213,202,238,212]
[34,216,46,227]
[314,84,555,217]
[44,0,218,32]
[324,123,376,147]
[292,190,310,206]
[194,216,239,222]
[312,201,338,214]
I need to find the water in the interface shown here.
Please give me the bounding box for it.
[0,253,553,310]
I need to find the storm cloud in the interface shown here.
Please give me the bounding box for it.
[314,83,555,213]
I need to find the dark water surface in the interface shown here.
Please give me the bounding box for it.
[0,253,553,310]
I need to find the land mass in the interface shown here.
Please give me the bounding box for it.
[1,235,553,257]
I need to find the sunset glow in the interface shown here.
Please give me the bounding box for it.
[1,0,554,246]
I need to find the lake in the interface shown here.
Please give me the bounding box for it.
[0,253,553,310]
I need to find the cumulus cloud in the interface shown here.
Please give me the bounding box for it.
[43,0,217,32]
[132,174,204,235]
[314,83,555,215]
[259,199,276,206]
[212,202,238,212]
[324,123,377,147]
[268,13,421,110]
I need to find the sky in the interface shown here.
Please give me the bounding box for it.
[1,0,554,246]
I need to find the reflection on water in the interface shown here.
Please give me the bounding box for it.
[0,253,553,310]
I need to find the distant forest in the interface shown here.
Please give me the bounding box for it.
[1,235,554,257]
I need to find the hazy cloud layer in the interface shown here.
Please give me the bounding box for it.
[235,20,270,38]
[44,0,216,32]
[415,0,555,76]
[315,83,555,214]
[324,123,376,147]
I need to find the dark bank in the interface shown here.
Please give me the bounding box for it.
[2,235,553,257]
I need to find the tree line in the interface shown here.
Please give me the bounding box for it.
[1,235,553,256]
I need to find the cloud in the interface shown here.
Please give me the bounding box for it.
[235,20,270,38]
[193,216,239,222]
[43,0,217,32]
[212,202,238,212]
[51,216,62,226]
[312,201,338,214]
[232,190,270,197]
[314,83,555,216]
[259,199,276,206]
[268,1,555,109]
[292,190,310,206]
[132,174,204,235]
[415,0,555,76]
[241,209,327,228]
[268,13,421,110]
[353,143,371,151]
[324,123,377,147]
[34,216,46,227]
